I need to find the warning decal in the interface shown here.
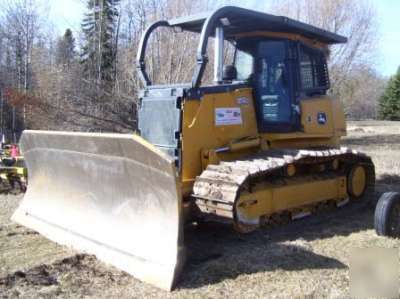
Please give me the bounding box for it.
[215,107,243,126]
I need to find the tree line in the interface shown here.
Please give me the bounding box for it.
[0,0,390,142]
[379,67,400,120]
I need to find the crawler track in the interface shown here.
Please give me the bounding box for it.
[193,147,375,230]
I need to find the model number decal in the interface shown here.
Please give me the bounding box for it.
[236,97,249,105]
[317,112,327,125]
[215,108,242,126]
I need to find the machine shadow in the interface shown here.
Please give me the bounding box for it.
[180,223,346,289]
[179,176,398,290]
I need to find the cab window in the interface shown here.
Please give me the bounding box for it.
[299,44,330,94]
[235,49,254,81]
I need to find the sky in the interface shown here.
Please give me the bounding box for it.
[375,0,400,77]
[46,0,400,77]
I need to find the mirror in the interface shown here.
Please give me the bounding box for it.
[222,65,237,81]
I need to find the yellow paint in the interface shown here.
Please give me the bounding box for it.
[301,97,334,134]
[237,176,347,219]
[264,96,345,149]
[228,136,260,152]
[232,31,328,50]
[286,164,296,177]
[181,88,258,194]
[18,167,27,176]
[181,89,347,197]
[349,166,367,197]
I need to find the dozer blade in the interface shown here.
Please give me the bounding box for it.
[12,130,184,290]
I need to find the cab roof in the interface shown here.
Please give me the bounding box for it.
[169,6,347,45]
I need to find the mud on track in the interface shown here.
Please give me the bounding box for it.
[1,121,400,298]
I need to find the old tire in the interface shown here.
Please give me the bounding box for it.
[374,192,400,237]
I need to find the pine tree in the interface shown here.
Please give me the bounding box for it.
[81,0,120,84]
[379,67,400,120]
[56,29,76,67]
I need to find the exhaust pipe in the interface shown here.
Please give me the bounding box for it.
[214,26,224,84]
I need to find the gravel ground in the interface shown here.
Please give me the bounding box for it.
[1,121,400,298]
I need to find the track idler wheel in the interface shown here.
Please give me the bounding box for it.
[233,221,259,234]
[347,164,367,199]
[233,202,260,233]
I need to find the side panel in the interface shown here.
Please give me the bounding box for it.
[181,88,258,192]
[237,176,347,219]
[263,95,345,149]
[138,88,182,168]
[301,96,335,134]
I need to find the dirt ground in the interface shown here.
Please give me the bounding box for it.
[1,120,400,298]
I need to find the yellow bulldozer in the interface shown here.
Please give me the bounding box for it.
[0,144,27,192]
[13,6,375,290]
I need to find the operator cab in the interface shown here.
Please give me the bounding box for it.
[233,38,330,132]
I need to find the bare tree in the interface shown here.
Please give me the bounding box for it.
[341,66,387,119]
[267,0,381,118]
[0,0,45,141]
[268,0,378,83]
[0,0,385,136]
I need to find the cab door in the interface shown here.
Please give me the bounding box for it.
[253,40,298,133]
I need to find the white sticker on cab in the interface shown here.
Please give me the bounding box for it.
[215,108,243,126]
[237,97,249,105]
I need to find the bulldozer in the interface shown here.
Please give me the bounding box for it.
[0,144,27,192]
[12,6,375,291]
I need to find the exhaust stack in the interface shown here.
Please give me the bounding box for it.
[214,26,224,84]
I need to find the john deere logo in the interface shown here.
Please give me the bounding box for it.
[317,112,327,125]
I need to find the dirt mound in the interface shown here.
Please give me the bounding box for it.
[0,254,133,298]
[1,266,57,288]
